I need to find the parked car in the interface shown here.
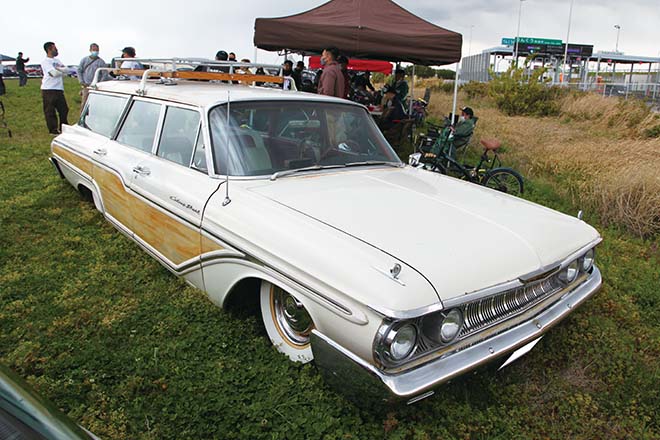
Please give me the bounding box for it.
[25,64,43,77]
[0,365,97,439]
[49,60,602,404]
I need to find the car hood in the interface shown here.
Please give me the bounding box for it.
[246,166,600,302]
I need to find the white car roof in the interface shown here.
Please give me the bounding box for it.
[95,80,354,109]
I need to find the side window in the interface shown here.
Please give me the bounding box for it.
[191,130,208,173]
[79,93,128,137]
[116,101,162,153]
[157,107,201,166]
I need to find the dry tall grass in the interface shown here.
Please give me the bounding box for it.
[422,86,660,237]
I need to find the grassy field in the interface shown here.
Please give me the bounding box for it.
[1,78,659,439]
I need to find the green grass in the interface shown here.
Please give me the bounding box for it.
[1,78,659,439]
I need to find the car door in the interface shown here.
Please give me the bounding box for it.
[52,92,128,190]
[92,98,163,235]
[128,104,223,284]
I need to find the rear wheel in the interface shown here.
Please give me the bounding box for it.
[260,281,314,363]
[482,168,524,196]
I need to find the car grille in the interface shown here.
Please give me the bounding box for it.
[458,274,564,339]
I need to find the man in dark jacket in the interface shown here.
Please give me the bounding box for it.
[16,52,30,87]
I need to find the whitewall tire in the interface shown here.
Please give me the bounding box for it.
[260,281,314,363]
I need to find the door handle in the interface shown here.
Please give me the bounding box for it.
[93,148,107,156]
[132,166,151,176]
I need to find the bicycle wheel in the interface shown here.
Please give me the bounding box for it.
[482,168,524,196]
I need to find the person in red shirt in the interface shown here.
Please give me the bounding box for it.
[317,47,346,99]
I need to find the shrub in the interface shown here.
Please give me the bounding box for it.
[461,81,490,100]
[488,66,566,116]
[436,69,456,80]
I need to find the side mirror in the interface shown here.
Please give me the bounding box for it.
[408,152,422,167]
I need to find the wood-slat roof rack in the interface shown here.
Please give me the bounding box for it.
[90,58,292,95]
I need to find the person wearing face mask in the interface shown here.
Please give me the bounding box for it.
[40,41,69,135]
[452,107,475,150]
[424,106,476,160]
[317,47,345,98]
[77,43,108,109]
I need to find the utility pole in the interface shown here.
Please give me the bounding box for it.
[513,0,526,68]
[468,25,475,57]
[562,0,575,84]
[614,25,621,53]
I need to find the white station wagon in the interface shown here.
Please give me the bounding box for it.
[50,60,602,404]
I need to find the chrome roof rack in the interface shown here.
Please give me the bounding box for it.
[90,57,294,95]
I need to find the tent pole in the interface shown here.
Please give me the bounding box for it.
[409,64,415,116]
[451,62,460,125]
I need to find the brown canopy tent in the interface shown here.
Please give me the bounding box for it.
[253,0,462,66]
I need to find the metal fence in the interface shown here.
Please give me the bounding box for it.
[549,82,660,105]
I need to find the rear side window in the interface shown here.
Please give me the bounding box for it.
[157,107,201,166]
[79,93,128,138]
[116,101,162,153]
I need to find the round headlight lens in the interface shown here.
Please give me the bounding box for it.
[582,248,595,272]
[559,260,579,284]
[421,309,464,345]
[388,324,417,360]
[440,309,464,343]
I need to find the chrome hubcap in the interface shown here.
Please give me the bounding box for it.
[273,287,313,346]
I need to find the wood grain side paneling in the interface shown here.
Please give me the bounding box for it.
[93,166,133,232]
[132,197,203,265]
[94,165,224,267]
[201,235,224,255]
[52,145,94,176]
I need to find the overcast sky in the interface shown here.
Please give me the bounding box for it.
[1,0,658,66]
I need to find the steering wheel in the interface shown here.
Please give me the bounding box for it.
[320,139,361,161]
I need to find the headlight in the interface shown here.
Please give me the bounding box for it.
[421,308,464,344]
[581,248,595,272]
[559,259,579,284]
[385,324,417,361]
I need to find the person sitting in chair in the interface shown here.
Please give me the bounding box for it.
[424,106,476,159]
[378,85,406,131]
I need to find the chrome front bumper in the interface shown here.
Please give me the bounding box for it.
[311,266,602,404]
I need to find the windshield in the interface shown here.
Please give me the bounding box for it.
[208,101,400,176]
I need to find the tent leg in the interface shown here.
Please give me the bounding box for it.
[409,65,416,146]
[451,62,460,125]
[409,65,415,116]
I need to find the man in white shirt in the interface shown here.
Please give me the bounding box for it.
[120,47,143,80]
[40,41,69,135]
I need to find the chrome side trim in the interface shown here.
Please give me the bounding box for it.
[313,266,602,401]
[202,257,369,325]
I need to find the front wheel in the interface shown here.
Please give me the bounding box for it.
[260,281,315,363]
[482,168,524,196]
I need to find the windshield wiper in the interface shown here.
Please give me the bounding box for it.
[270,164,345,181]
[344,160,404,168]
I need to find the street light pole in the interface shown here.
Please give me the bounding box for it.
[562,0,575,84]
[468,24,475,57]
[614,25,621,52]
[513,0,526,69]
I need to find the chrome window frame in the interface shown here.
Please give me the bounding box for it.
[154,103,203,169]
[203,98,401,181]
[78,91,131,139]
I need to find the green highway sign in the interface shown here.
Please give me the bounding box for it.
[502,37,563,46]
